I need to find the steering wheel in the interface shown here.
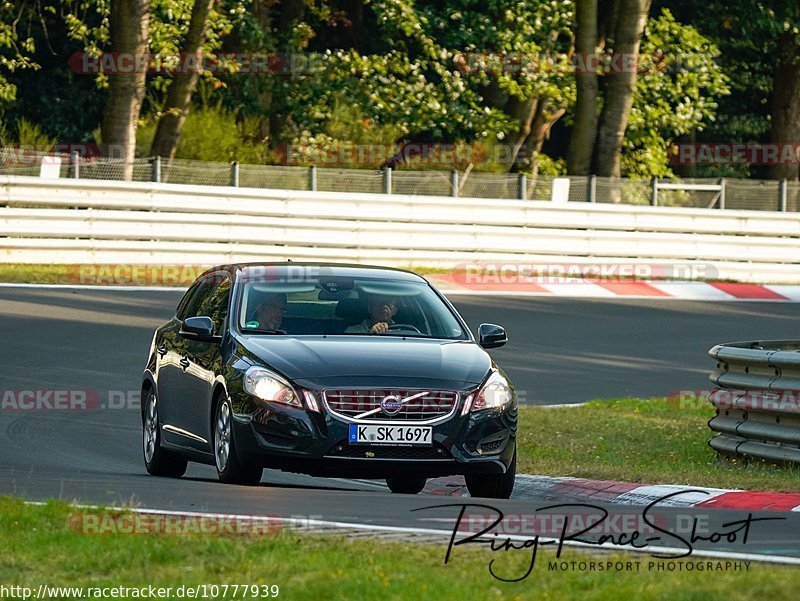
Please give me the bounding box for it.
[388,323,422,333]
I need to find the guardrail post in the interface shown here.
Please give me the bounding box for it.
[518,173,527,200]
[383,167,392,194]
[309,165,317,191]
[151,156,161,183]
[719,177,726,209]
[70,151,80,179]
[451,169,459,198]
[780,178,788,212]
[651,177,658,206]
[588,175,596,203]
[230,161,239,187]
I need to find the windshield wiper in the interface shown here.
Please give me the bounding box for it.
[242,328,287,335]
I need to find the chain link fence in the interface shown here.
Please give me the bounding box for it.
[2,148,799,212]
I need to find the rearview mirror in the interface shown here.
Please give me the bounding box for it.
[180,316,221,343]
[478,323,507,349]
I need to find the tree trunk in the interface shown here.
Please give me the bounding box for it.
[767,32,800,181]
[263,0,308,145]
[512,100,566,173]
[504,96,539,172]
[101,0,150,180]
[594,0,651,177]
[149,0,216,160]
[567,0,599,175]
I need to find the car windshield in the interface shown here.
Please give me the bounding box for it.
[236,275,468,339]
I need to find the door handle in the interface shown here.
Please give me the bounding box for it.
[157,345,168,358]
[180,357,190,370]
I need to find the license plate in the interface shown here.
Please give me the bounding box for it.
[348,424,432,446]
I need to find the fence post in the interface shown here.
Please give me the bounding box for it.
[383,167,392,194]
[518,173,527,200]
[780,178,788,212]
[451,169,459,197]
[151,156,161,183]
[719,177,726,209]
[230,161,239,187]
[588,175,596,203]
[651,177,658,206]
[70,151,80,179]
[309,165,317,191]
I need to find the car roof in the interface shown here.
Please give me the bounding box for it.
[199,262,427,283]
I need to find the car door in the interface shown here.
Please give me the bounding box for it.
[177,272,231,452]
[156,281,202,448]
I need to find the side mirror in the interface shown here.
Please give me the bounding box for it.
[478,323,507,349]
[180,316,221,343]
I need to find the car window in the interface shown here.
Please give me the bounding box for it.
[237,276,467,339]
[200,278,231,336]
[183,274,231,336]
[175,282,201,320]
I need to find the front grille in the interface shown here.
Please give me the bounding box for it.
[323,389,459,422]
[326,442,452,460]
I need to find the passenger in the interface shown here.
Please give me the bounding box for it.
[345,294,398,334]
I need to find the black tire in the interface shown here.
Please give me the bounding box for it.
[142,389,188,478]
[386,476,427,494]
[465,447,516,499]
[214,396,263,485]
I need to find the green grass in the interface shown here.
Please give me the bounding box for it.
[518,398,800,492]
[1,497,799,600]
[0,264,75,284]
[0,264,454,285]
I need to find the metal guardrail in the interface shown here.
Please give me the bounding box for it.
[708,341,800,464]
[2,147,800,211]
[2,175,800,281]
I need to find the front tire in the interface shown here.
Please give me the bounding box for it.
[386,476,427,494]
[214,396,263,485]
[143,390,188,478]
[465,447,516,499]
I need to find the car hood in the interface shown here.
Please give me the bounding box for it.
[237,335,492,390]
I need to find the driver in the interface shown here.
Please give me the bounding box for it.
[345,294,398,334]
[254,292,287,330]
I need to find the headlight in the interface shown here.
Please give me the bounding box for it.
[244,367,301,408]
[470,371,512,412]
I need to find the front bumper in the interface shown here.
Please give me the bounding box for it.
[230,391,517,479]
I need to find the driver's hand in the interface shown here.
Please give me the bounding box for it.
[370,322,389,334]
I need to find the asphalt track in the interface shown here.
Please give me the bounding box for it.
[1,286,800,563]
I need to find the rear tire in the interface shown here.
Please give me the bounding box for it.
[143,390,188,478]
[465,446,516,499]
[386,476,427,494]
[214,396,263,485]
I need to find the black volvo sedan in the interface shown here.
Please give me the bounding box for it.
[141,263,517,498]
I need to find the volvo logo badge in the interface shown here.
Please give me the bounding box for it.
[380,395,403,416]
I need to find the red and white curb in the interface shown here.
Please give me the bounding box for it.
[4,279,800,301]
[428,275,800,301]
[420,474,800,512]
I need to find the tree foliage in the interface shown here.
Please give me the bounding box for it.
[0,0,768,180]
